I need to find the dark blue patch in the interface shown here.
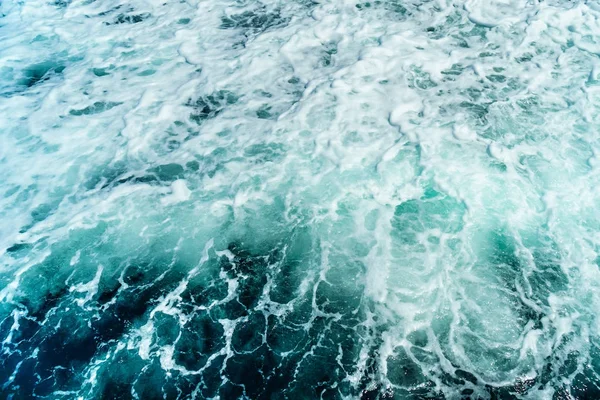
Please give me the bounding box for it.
[17,62,65,88]
[105,12,151,25]
[186,90,238,125]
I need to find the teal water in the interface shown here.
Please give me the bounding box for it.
[1,0,600,398]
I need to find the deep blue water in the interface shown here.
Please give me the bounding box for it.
[2,0,600,398]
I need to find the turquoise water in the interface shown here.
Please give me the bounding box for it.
[2,0,600,398]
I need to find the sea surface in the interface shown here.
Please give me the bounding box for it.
[1,0,600,398]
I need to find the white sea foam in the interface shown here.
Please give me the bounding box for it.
[1,0,600,398]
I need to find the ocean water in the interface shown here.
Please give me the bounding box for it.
[1,0,600,398]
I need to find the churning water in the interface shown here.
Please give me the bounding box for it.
[1,0,600,398]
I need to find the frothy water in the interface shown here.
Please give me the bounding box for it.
[1,0,600,398]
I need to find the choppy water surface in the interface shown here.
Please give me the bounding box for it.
[2,0,600,398]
